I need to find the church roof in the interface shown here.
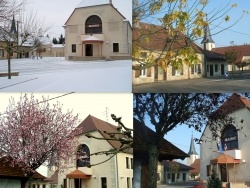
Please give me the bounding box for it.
[76,115,133,154]
[10,15,17,34]
[201,25,214,44]
[189,159,200,174]
[76,0,110,8]
[188,135,198,155]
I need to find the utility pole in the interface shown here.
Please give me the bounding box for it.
[17,20,19,59]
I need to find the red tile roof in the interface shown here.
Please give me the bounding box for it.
[212,93,250,116]
[0,157,46,179]
[133,22,203,54]
[66,169,91,179]
[210,153,239,164]
[189,159,200,174]
[212,45,250,64]
[46,170,58,184]
[76,115,133,154]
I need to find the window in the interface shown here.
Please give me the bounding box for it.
[74,179,81,188]
[177,173,180,179]
[85,15,102,34]
[191,64,201,74]
[221,124,238,150]
[207,165,211,176]
[33,185,36,188]
[215,64,218,72]
[172,65,183,76]
[64,179,67,188]
[207,65,209,72]
[131,158,133,169]
[126,157,130,169]
[0,49,4,57]
[101,177,107,188]
[183,173,186,181]
[127,177,130,188]
[167,173,171,179]
[42,185,46,188]
[76,144,90,167]
[72,44,76,53]
[113,43,119,52]
[37,185,40,188]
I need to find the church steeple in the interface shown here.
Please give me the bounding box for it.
[201,24,215,51]
[10,15,17,34]
[188,134,198,155]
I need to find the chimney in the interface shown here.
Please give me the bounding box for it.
[109,0,112,5]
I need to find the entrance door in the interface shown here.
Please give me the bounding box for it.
[220,165,227,182]
[210,65,214,76]
[183,173,186,181]
[85,44,93,56]
[74,179,82,188]
[171,173,175,182]
[221,64,225,75]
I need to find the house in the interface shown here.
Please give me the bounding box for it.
[0,156,47,188]
[200,94,250,187]
[133,118,189,188]
[212,45,250,72]
[64,0,131,61]
[57,115,133,188]
[132,22,227,84]
[160,160,194,183]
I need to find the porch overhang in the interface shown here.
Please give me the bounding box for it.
[210,153,240,164]
[66,169,91,179]
[82,36,103,44]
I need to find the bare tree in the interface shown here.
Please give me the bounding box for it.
[0,5,51,79]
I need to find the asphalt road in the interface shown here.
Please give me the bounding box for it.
[133,74,250,93]
[157,181,202,188]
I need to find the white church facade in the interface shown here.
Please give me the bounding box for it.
[64,0,131,61]
[200,94,250,186]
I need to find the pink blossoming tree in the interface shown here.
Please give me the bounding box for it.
[0,94,79,187]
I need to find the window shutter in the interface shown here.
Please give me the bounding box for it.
[135,65,140,78]
[147,67,151,77]
[191,64,194,74]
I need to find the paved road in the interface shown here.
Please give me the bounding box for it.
[133,75,250,93]
[157,181,202,188]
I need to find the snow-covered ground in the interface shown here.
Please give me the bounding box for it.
[0,57,131,92]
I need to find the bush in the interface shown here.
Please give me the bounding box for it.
[207,169,222,188]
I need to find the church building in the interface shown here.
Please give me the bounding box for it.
[64,0,131,61]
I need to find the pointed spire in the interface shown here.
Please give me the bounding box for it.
[188,134,198,155]
[201,25,214,44]
[10,15,17,34]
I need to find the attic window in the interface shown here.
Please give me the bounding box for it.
[85,15,102,34]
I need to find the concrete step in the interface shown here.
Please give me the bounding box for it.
[230,182,249,188]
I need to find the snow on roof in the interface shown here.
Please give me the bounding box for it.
[52,44,64,48]
[76,0,110,8]
[83,35,103,42]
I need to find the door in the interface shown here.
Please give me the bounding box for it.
[85,44,93,56]
[171,173,175,182]
[183,173,186,181]
[221,64,225,75]
[220,165,227,182]
[74,179,82,188]
[210,65,214,76]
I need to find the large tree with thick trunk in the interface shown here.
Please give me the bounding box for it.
[133,93,249,188]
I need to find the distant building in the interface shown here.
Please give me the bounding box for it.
[189,159,200,180]
[64,0,131,61]
[160,160,194,183]
[200,94,250,187]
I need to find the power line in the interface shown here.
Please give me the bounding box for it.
[0,92,75,116]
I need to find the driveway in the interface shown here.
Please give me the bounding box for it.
[133,74,250,93]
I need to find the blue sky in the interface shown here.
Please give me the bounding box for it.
[139,0,250,47]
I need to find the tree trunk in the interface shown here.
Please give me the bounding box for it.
[147,143,160,188]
